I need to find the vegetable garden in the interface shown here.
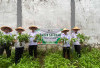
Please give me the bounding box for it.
[0,46,100,68]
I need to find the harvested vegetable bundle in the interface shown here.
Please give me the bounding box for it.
[34,34,42,43]
[0,31,5,46]
[70,38,78,45]
[58,37,68,45]
[22,34,31,43]
[17,33,31,43]
[71,38,77,42]
[77,33,90,44]
[3,34,16,46]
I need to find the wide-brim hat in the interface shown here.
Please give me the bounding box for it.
[62,28,69,32]
[29,25,38,30]
[15,27,25,31]
[1,26,13,32]
[72,26,80,30]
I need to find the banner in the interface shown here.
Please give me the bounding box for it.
[37,29,62,44]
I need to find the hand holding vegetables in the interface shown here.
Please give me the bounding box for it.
[17,33,31,43]
[13,40,17,43]
[0,31,16,46]
[3,34,16,46]
[34,34,42,43]
[70,38,77,45]
[58,37,68,45]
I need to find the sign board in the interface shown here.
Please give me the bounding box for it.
[37,29,62,44]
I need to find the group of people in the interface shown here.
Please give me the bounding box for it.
[0,26,38,64]
[61,27,81,59]
[0,25,81,64]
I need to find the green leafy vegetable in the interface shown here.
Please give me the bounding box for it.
[0,31,16,46]
[34,34,42,43]
[70,38,78,45]
[58,37,68,45]
[0,46,100,68]
[0,31,5,46]
[77,33,90,44]
[3,34,16,46]
[17,33,31,43]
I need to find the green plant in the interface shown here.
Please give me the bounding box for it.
[3,34,16,46]
[17,33,31,43]
[9,56,40,68]
[58,37,68,45]
[34,34,42,43]
[0,31,5,46]
[0,44,100,68]
[44,53,77,68]
[70,38,78,45]
[77,48,100,68]
[0,57,13,68]
[22,34,31,43]
[77,33,90,44]
[0,32,16,46]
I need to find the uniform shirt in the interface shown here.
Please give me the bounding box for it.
[29,32,38,45]
[3,32,12,36]
[14,33,25,48]
[71,32,80,45]
[61,33,71,47]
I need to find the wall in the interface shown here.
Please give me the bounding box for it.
[75,0,100,44]
[0,0,100,45]
[22,0,71,33]
[0,0,17,34]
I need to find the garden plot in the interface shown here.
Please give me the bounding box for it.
[0,45,100,68]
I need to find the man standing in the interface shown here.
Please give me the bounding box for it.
[72,26,81,57]
[29,25,38,58]
[14,27,25,64]
[61,28,71,59]
[0,26,13,58]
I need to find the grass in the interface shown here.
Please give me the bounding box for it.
[0,45,100,68]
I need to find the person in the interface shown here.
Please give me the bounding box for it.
[14,27,25,64]
[28,25,38,58]
[72,26,81,57]
[61,28,71,59]
[0,26,12,58]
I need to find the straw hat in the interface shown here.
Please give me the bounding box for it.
[15,27,25,31]
[29,25,38,30]
[62,28,69,32]
[1,26,13,32]
[72,26,80,30]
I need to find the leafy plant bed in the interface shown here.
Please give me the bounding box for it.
[0,46,100,68]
